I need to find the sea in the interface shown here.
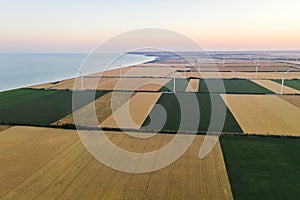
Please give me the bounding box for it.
[0,53,156,92]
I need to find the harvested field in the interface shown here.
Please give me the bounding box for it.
[0,126,78,198]
[100,92,162,129]
[199,79,274,94]
[187,72,300,79]
[160,78,189,92]
[0,90,106,125]
[188,72,229,79]
[221,94,300,136]
[29,83,57,89]
[55,92,134,127]
[0,125,11,132]
[52,77,170,91]
[89,66,135,77]
[110,78,170,91]
[120,66,174,77]
[142,93,242,133]
[273,79,300,90]
[251,80,300,94]
[185,79,199,92]
[253,72,300,80]
[1,126,233,200]
[220,135,300,200]
[280,96,300,108]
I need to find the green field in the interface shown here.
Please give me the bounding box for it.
[0,89,106,125]
[220,135,300,200]
[273,79,300,90]
[0,88,57,109]
[160,78,189,92]
[199,79,274,94]
[142,93,242,133]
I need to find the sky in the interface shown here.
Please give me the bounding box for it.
[1,0,300,52]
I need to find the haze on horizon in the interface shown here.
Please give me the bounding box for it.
[1,0,300,53]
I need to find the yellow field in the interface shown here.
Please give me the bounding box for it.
[0,126,78,198]
[29,83,56,89]
[185,79,200,92]
[221,94,300,136]
[1,126,233,200]
[51,77,169,91]
[185,72,300,79]
[90,66,175,78]
[100,92,161,129]
[0,125,11,132]
[54,92,134,127]
[89,66,135,77]
[251,80,300,94]
[280,96,300,108]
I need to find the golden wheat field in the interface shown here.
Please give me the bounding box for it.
[100,92,162,129]
[251,80,300,94]
[221,94,300,136]
[0,126,233,200]
[185,79,199,92]
[54,91,135,127]
[49,77,170,91]
[280,96,300,108]
[0,125,11,132]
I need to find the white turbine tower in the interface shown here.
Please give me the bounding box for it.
[73,68,83,90]
[267,56,270,68]
[196,58,200,72]
[118,60,123,78]
[182,59,186,78]
[280,68,292,95]
[255,57,260,79]
[223,56,225,68]
[173,71,176,93]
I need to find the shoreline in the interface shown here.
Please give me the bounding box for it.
[0,53,157,93]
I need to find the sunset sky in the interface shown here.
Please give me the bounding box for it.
[1,0,300,52]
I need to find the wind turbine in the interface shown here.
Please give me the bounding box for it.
[182,59,186,78]
[118,60,123,78]
[280,68,292,95]
[267,56,270,68]
[196,58,200,72]
[255,57,260,79]
[173,71,176,93]
[223,56,225,68]
[73,68,84,90]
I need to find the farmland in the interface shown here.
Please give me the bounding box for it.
[0,126,233,200]
[142,93,242,133]
[100,92,162,129]
[273,79,300,90]
[280,96,300,108]
[160,78,189,92]
[198,79,274,94]
[221,94,300,136]
[251,80,300,94]
[0,89,106,125]
[220,135,300,200]
[55,91,134,127]
[1,52,300,199]
[185,79,199,92]
[51,77,170,91]
[0,88,56,109]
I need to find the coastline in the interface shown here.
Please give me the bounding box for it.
[0,53,157,92]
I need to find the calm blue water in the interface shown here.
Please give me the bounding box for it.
[0,53,156,92]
